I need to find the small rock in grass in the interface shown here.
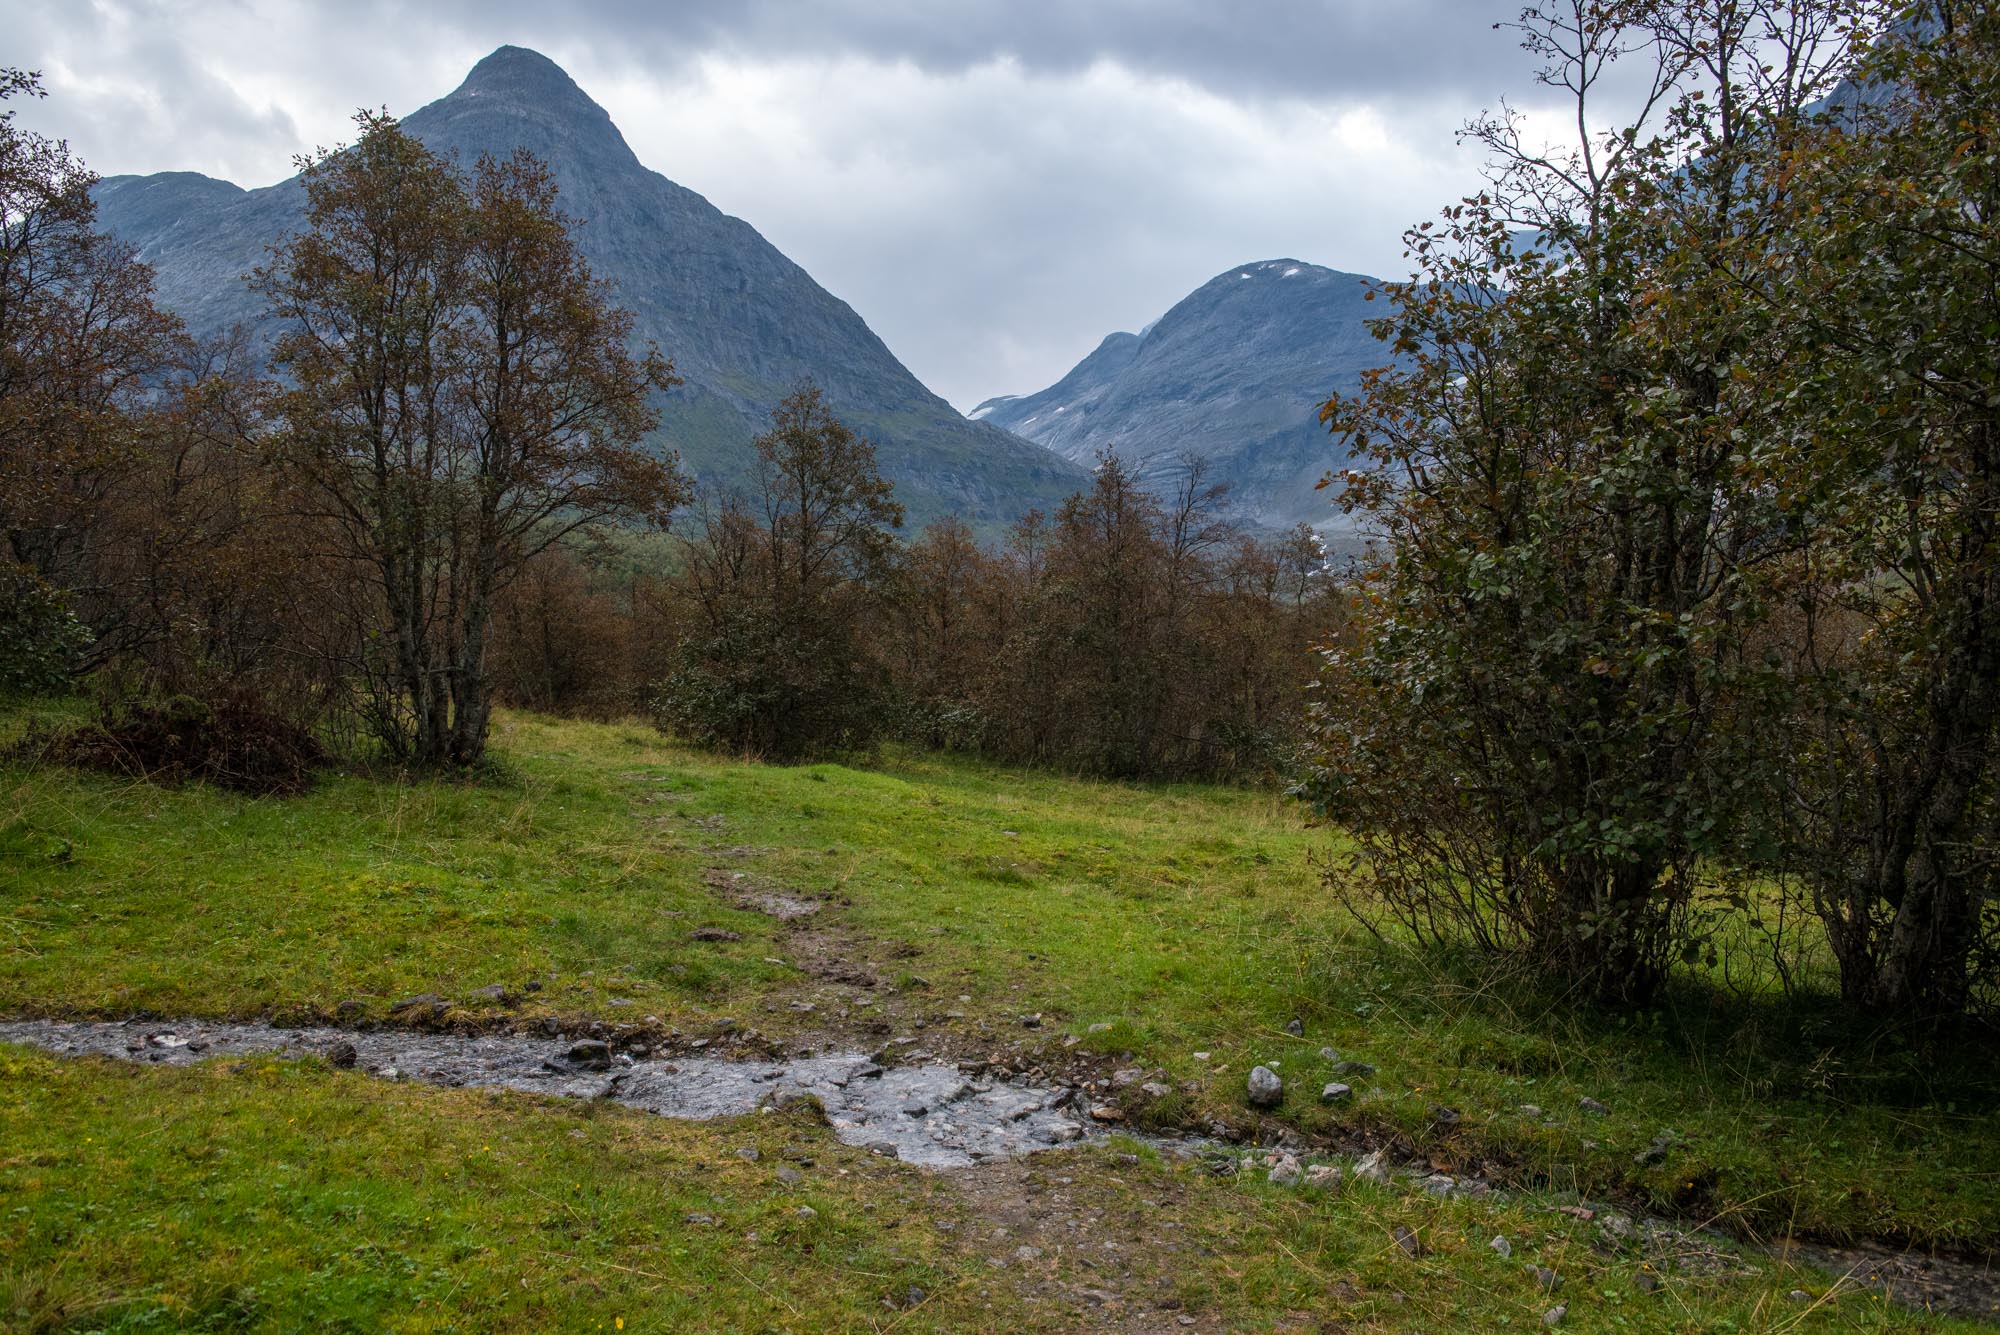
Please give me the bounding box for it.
[1305,1164,1342,1187]
[735,1147,761,1162]
[776,1164,803,1185]
[690,927,742,942]
[1020,1014,1042,1029]
[1319,1047,1339,1062]
[1544,1305,1566,1326]
[1490,1235,1512,1259]
[1333,1060,1376,1078]
[1321,1082,1353,1104]
[1087,1022,1115,1034]
[683,1212,715,1226]
[1247,1065,1284,1108]
[1533,1266,1563,1293]
[1267,1155,1303,1186]
[1430,1104,1461,1127]
[1393,1224,1425,1257]
[1354,1149,1392,1184]
[1013,1245,1042,1262]
[795,1206,816,1219]
[1139,1081,1173,1099]
[1111,1067,1144,1088]
[1421,1173,1456,1196]
[1088,1103,1126,1122]
[388,992,445,1015]
[1519,1104,1545,1118]
[1284,1017,1304,1037]
[1788,1290,1812,1303]
[1578,1096,1609,1116]
[1635,1270,1660,1293]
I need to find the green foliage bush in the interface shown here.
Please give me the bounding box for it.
[0,563,90,698]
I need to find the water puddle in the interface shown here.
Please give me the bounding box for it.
[0,1018,1094,1168]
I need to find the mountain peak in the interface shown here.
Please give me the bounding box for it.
[450,45,596,111]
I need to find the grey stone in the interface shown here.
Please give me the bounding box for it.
[1533,1266,1563,1293]
[1578,1096,1609,1116]
[1304,1164,1341,1187]
[1353,1149,1393,1184]
[683,1212,715,1226]
[1543,1305,1566,1326]
[1267,1154,1303,1186]
[1246,1065,1284,1108]
[1393,1224,1424,1257]
[1332,1060,1375,1078]
[735,1146,760,1162]
[388,993,446,1015]
[1489,1235,1512,1259]
[1320,1082,1353,1104]
[1283,1017,1304,1037]
[776,1165,803,1185]
[566,1039,612,1070]
[326,1041,358,1070]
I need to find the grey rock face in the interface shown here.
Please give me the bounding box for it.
[972,259,1394,535]
[1246,1065,1284,1108]
[92,46,1085,531]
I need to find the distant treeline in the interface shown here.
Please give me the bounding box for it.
[0,77,1336,786]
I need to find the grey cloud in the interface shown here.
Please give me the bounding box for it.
[0,0,1556,407]
[391,0,1530,105]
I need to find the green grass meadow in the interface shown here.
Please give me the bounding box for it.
[1,707,1993,1330]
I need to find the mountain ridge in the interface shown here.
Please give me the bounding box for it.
[93,45,1086,530]
[973,258,1385,531]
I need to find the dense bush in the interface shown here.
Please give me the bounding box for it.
[0,563,92,697]
[23,694,332,795]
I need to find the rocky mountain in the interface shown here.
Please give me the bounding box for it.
[92,46,1085,529]
[972,259,1389,532]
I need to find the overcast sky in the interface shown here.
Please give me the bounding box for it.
[5,1,1565,411]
